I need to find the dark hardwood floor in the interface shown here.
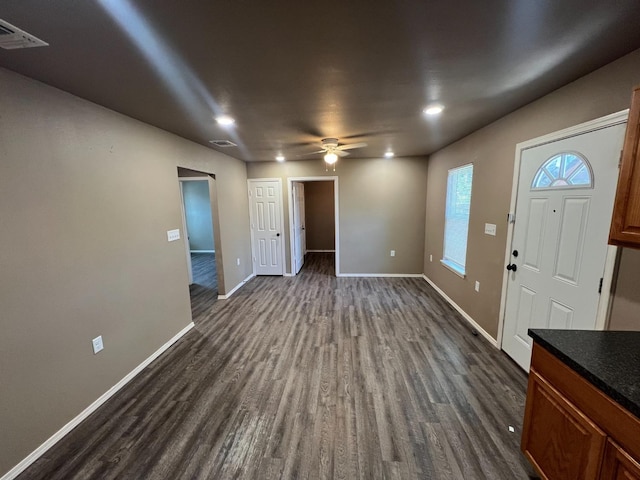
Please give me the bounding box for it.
[189,252,217,317]
[18,253,537,479]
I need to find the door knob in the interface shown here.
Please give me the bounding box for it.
[506,264,517,272]
[512,250,519,257]
[276,233,280,237]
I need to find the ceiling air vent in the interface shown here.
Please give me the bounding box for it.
[0,19,48,50]
[209,140,237,147]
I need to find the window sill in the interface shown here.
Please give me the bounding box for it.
[440,259,466,278]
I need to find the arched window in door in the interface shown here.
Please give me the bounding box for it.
[532,152,593,189]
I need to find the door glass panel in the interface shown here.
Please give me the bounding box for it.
[532,153,593,190]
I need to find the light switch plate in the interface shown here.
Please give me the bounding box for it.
[92,335,104,354]
[167,229,180,242]
[390,250,396,257]
[484,223,497,236]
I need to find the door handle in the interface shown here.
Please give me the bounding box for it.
[506,264,517,272]
[512,250,519,257]
[276,233,280,237]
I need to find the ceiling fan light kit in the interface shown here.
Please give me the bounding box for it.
[296,137,368,170]
[324,152,338,164]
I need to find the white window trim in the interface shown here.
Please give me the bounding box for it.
[440,259,466,278]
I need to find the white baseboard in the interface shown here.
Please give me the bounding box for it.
[217,273,254,299]
[283,272,294,277]
[1,322,195,480]
[190,250,215,253]
[422,275,498,348]
[337,273,424,278]
[306,249,335,253]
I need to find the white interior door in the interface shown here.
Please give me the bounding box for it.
[502,123,625,370]
[292,182,306,274]
[249,180,283,275]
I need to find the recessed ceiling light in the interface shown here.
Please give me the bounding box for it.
[423,104,444,116]
[276,154,285,162]
[384,151,395,158]
[216,115,235,126]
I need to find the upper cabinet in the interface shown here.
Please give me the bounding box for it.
[609,86,640,248]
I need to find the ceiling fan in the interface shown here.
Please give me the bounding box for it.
[304,138,367,167]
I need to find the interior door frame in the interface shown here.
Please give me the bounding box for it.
[247,178,286,276]
[497,110,629,348]
[286,176,340,276]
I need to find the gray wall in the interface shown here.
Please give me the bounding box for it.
[424,48,640,339]
[247,156,428,274]
[182,181,215,251]
[304,181,335,251]
[0,68,252,477]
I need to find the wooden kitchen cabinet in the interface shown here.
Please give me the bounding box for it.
[522,371,606,479]
[609,85,640,248]
[522,341,640,480]
[601,440,640,480]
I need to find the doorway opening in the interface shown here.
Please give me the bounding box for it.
[177,167,223,315]
[287,176,339,276]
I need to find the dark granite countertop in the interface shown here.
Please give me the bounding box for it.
[529,329,640,420]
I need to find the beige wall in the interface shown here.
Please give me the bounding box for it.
[247,157,428,274]
[0,68,251,476]
[304,181,335,251]
[424,49,640,339]
[608,248,640,330]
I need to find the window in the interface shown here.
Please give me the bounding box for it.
[532,152,593,189]
[442,164,473,276]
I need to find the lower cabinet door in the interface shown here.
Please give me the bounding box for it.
[600,440,640,480]
[522,370,607,479]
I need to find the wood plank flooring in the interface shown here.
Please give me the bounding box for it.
[189,252,218,317]
[18,253,538,479]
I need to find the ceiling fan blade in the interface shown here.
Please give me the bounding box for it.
[283,140,317,148]
[337,142,367,150]
[336,150,350,157]
[342,130,397,139]
[289,121,324,139]
[297,150,326,157]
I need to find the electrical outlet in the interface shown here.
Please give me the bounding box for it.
[430,254,433,262]
[167,229,180,242]
[390,250,395,257]
[92,335,104,354]
[236,258,240,266]
[475,281,480,292]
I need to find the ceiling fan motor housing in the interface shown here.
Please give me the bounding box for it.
[321,138,340,150]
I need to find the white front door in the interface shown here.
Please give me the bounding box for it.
[292,182,306,274]
[249,180,283,275]
[502,123,625,370]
